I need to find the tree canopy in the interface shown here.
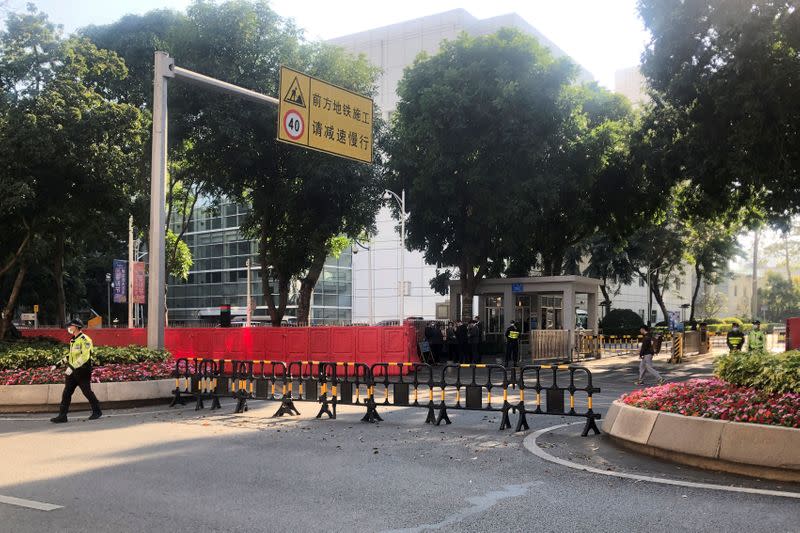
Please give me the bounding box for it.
[637,0,800,223]
[388,29,657,318]
[0,5,146,333]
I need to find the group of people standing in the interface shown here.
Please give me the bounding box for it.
[424,317,483,364]
[423,317,524,367]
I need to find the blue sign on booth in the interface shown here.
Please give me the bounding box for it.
[511,283,523,293]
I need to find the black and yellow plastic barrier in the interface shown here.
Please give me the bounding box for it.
[602,335,642,355]
[170,358,602,436]
[515,364,601,436]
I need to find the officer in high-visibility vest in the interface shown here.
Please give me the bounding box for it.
[50,318,102,423]
[726,323,745,352]
[747,320,766,352]
[505,320,520,367]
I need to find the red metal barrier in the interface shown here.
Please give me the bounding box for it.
[786,317,800,351]
[21,325,419,366]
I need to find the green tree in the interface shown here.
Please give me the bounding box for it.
[512,84,650,277]
[759,271,800,322]
[637,0,800,222]
[387,29,577,319]
[625,199,689,323]
[581,233,635,308]
[761,221,800,285]
[88,2,384,326]
[685,218,742,322]
[0,6,146,335]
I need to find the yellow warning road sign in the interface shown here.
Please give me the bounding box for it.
[277,65,373,163]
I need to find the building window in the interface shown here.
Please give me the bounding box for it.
[639,277,645,287]
[734,286,738,297]
[639,309,645,321]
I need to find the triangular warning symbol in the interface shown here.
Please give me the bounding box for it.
[283,77,306,108]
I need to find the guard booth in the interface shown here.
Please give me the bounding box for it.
[448,276,601,361]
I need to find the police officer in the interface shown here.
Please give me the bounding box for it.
[50,318,102,423]
[505,320,520,367]
[726,323,745,352]
[747,320,766,352]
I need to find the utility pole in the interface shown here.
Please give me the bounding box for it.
[246,258,252,327]
[751,229,759,319]
[128,215,134,329]
[147,51,172,349]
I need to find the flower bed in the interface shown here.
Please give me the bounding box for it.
[0,361,181,386]
[622,378,800,429]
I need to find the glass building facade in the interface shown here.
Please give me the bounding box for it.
[166,200,352,325]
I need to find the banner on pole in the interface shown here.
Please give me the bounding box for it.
[113,260,127,303]
[132,261,146,304]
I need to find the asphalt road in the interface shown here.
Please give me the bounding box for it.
[0,353,797,532]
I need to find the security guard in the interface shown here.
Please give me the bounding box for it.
[726,323,745,352]
[50,318,102,423]
[504,320,521,367]
[747,320,766,352]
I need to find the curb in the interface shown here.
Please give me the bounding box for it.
[604,400,800,483]
[0,379,175,413]
[523,423,800,499]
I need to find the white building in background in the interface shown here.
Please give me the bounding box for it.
[614,66,649,107]
[334,9,689,325]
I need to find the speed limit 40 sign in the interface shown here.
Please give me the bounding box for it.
[283,109,304,140]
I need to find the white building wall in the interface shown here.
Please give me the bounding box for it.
[614,66,649,107]
[607,270,694,324]
[353,206,443,322]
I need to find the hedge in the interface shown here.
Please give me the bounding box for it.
[0,339,170,371]
[600,309,644,336]
[714,349,800,394]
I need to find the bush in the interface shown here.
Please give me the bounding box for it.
[721,317,744,327]
[600,309,644,336]
[0,340,170,371]
[701,317,722,325]
[707,324,731,334]
[714,349,800,394]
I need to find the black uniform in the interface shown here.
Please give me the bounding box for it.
[726,329,745,351]
[505,324,520,367]
[456,322,469,363]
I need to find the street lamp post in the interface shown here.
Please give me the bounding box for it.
[352,239,373,324]
[105,273,112,328]
[384,189,407,322]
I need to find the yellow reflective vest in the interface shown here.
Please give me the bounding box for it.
[747,330,766,351]
[67,333,94,369]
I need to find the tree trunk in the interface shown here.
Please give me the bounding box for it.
[297,254,325,325]
[0,225,31,279]
[599,283,611,308]
[651,283,669,325]
[459,262,485,321]
[784,235,792,286]
[0,263,28,339]
[52,230,67,327]
[690,263,702,323]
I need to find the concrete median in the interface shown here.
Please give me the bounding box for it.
[605,400,800,482]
